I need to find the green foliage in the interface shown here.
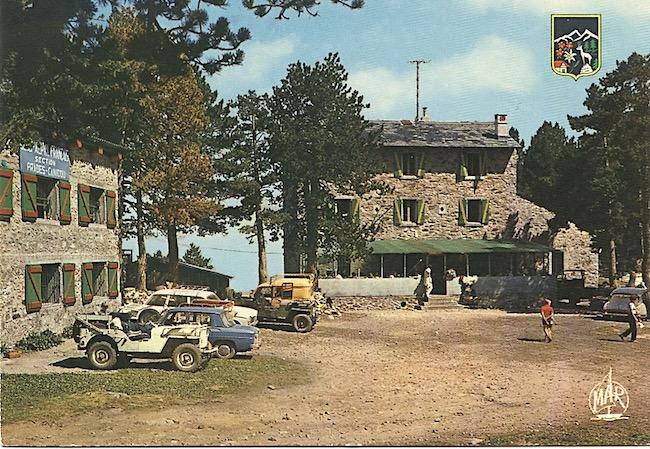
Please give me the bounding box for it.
[182,243,214,269]
[1,356,308,423]
[60,326,75,340]
[15,330,62,352]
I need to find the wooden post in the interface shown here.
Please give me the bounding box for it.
[380,255,384,278]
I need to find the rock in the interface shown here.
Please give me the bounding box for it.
[267,385,276,390]
[268,437,277,442]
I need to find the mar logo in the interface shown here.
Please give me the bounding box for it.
[551,14,601,80]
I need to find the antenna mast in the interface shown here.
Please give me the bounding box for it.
[409,59,430,121]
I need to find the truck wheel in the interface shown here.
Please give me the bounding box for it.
[171,343,202,372]
[214,342,236,359]
[292,314,313,333]
[87,341,118,370]
[139,309,160,325]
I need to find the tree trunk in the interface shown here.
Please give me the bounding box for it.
[608,238,617,287]
[255,208,269,284]
[282,178,300,273]
[136,189,147,291]
[641,155,650,288]
[167,220,180,284]
[305,179,319,275]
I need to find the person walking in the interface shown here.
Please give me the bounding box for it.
[619,297,641,342]
[540,299,554,343]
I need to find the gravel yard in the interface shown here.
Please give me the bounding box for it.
[1,307,649,446]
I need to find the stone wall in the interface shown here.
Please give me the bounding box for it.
[0,146,122,346]
[550,223,599,287]
[319,277,420,297]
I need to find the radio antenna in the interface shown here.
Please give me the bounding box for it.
[409,59,430,121]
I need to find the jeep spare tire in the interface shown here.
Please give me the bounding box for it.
[172,343,202,372]
[139,309,160,325]
[292,314,313,333]
[87,341,118,370]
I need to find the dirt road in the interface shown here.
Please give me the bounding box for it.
[2,308,649,446]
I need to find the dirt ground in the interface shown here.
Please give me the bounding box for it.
[2,308,649,446]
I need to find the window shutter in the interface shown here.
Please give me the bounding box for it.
[480,199,490,224]
[58,181,71,224]
[417,153,426,178]
[62,263,76,305]
[480,150,488,177]
[106,190,117,228]
[0,168,13,218]
[350,197,361,226]
[393,152,403,178]
[25,264,43,312]
[457,152,468,181]
[393,199,403,225]
[81,262,94,303]
[21,174,38,221]
[416,200,426,225]
[108,262,119,298]
[458,198,468,226]
[78,184,91,226]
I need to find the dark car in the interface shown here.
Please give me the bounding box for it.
[160,307,261,359]
[603,287,648,320]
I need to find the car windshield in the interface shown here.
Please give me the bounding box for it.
[147,295,167,306]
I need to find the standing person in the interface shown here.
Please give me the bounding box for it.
[540,299,554,343]
[619,297,640,342]
[423,266,433,302]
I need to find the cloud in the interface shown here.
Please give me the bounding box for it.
[349,35,536,118]
[211,38,295,94]
[465,0,650,19]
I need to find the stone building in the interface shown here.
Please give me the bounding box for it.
[329,114,598,296]
[0,139,124,345]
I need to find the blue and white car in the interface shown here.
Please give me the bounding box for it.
[159,307,261,359]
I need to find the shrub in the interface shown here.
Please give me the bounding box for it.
[61,325,74,339]
[15,330,62,352]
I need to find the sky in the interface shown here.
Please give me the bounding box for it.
[123,0,650,291]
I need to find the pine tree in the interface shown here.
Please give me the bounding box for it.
[182,243,214,269]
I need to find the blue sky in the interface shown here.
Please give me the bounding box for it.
[124,0,650,291]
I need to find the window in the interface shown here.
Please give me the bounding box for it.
[466,152,482,177]
[90,187,106,224]
[25,263,72,312]
[402,152,417,176]
[93,262,108,296]
[148,294,168,306]
[467,199,482,223]
[35,177,59,220]
[402,199,418,223]
[335,198,352,218]
[458,150,486,181]
[458,198,490,226]
[78,185,116,227]
[41,264,61,303]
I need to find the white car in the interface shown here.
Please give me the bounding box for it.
[119,288,258,326]
[603,287,648,320]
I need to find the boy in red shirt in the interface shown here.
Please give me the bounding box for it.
[540,299,554,343]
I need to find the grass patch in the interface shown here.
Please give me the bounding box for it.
[1,355,308,424]
[484,423,650,446]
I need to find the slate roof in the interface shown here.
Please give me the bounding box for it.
[369,120,520,148]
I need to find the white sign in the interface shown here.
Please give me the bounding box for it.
[589,368,629,421]
[20,144,70,180]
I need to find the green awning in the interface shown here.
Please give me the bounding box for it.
[370,239,552,255]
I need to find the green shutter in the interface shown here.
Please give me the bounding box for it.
[25,265,43,312]
[81,263,94,303]
[21,174,38,221]
[0,168,13,218]
[457,152,468,181]
[63,263,76,305]
[480,199,490,224]
[393,199,403,225]
[106,190,117,228]
[351,197,360,226]
[458,198,467,226]
[417,153,426,178]
[416,200,426,225]
[479,150,488,177]
[108,262,119,298]
[393,152,403,178]
[58,181,71,224]
[78,184,91,226]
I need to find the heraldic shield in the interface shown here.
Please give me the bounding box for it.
[551,14,601,80]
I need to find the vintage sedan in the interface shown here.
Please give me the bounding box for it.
[603,287,648,320]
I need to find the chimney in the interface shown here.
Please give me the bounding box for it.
[495,114,508,138]
[421,107,430,121]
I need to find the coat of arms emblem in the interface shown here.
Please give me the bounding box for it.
[551,14,601,80]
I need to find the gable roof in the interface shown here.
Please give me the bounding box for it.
[369,120,521,148]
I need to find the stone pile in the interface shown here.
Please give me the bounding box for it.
[333,296,415,312]
[123,287,149,304]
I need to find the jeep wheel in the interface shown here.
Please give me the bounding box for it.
[138,309,160,325]
[292,314,313,333]
[214,342,236,360]
[87,341,118,370]
[171,343,202,372]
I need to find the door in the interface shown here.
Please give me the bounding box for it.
[428,255,446,294]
